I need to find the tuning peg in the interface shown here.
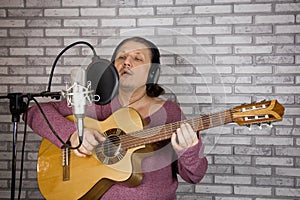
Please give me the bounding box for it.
[260,99,266,102]
[267,122,273,128]
[246,124,252,131]
[257,123,262,129]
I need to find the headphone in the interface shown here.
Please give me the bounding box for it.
[147,63,160,84]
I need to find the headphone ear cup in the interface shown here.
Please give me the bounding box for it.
[147,63,160,84]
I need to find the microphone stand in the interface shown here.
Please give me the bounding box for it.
[0,91,61,200]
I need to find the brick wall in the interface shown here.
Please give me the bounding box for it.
[0,0,299,199]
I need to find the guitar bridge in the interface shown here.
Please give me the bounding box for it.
[62,147,70,181]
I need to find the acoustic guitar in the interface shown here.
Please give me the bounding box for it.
[37,100,284,199]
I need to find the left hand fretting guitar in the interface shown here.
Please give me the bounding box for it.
[37,100,284,200]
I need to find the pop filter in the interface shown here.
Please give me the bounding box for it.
[86,56,119,105]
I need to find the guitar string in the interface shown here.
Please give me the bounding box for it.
[100,111,232,153]
[104,111,231,148]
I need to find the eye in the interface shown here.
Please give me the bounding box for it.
[117,55,126,60]
[135,57,143,61]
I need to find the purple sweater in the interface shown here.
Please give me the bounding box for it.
[26,98,208,200]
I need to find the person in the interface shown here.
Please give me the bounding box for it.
[26,37,208,199]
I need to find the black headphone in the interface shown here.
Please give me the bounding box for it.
[147,63,160,84]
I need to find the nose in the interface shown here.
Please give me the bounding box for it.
[123,56,132,68]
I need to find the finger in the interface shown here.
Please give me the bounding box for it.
[171,132,182,151]
[176,126,188,147]
[182,123,197,145]
[93,130,106,142]
[73,149,86,158]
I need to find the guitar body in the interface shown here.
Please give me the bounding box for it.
[37,107,148,200]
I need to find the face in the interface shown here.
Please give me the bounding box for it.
[114,41,152,91]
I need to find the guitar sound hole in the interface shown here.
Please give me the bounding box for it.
[103,136,120,157]
[95,128,127,165]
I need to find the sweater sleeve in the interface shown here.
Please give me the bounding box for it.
[25,100,78,148]
[176,138,208,184]
[163,101,208,184]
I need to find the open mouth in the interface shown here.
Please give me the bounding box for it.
[120,68,133,76]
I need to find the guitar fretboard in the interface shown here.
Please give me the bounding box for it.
[120,109,233,150]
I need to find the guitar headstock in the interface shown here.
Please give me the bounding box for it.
[232,100,284,128]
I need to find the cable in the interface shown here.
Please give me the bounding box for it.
[30,97,82,150]
[46,41,97,93]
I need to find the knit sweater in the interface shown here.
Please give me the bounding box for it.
[26,98,208,200]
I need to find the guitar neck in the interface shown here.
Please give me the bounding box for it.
[121,109,233,150]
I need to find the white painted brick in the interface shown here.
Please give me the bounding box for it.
[196,26,232,35]
[256,157,293,166]
[157,27,193,35]
[101,19,136,27]
[161,46,193,55]
[27,19,61,27]
[234,186,272,196]
[196,66,232,74]
[120,28,155,36]
[9,67,43,75]
[215,175,251,184]
[0,77,25,84]
[256,177,294,186]
[215,197,251,200]
[214,76,251,84]
[215,155,251,165]
[275,3,300,12]
[157,6,192,15]
[195,185,233,194]
[234,4,272,13]
[64,19,98,27]
[215,36,252,44]
[0,9,6,17]
[206,145,232,155]
[235,66,272,74]
[175,0,211,5]
[0,38,25,46]
[214,96,251,104]
[235,146,271,156]
[216,56,252,64]
[138,18,173,26]
[28,38,62,46]
[81,8,116,16]
[100,0,135,6]
[256,56,294,64]
[276,25,300,34]
[215,16,252,24]
[176,17,212,25]
[177,76,212,84]
[119,8,153,16]
[44,9,79,16]
[275,66,300,74]
[256,137,293,146]
[195,5,232,14]
[10,48,44,56]
[28,76,61,84]
[0,0,23,7]
[177,95,212,104]
[276,167,300,177]
[276,45,300,54]
[256,76,294,85]
[138,0,173,6]
[62,0,97,7]
[8,9,43,17]
[0,30,7,37]
[218,136,251,145]
[0,19,25,27]
[26,0,60,7]
[0,57,25,65]
[256,35,294,44]
[196,85,232,94]
[276,188,300,197]
[197,46,232,54]
[9,29,43,37]
[176,36,212,45]
[46,48,79,56]
[177,55,212,65]
[234,45,272,54]
[275,86,300,94]
[235,25,272,34]
[235,86,272,94]
[235,166,271,175]
[46,28,80,36]
[256,15,295,24]
[276,147,300,157]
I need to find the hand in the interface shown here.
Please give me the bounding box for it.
[69,128,106,157]
[171,123,198,151]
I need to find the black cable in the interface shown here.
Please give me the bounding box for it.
[46,41,97,93]
[30,97,82,149]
